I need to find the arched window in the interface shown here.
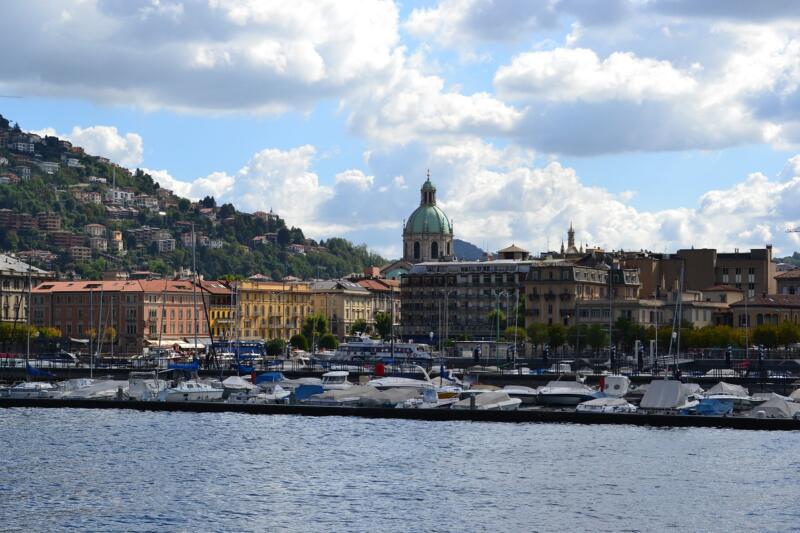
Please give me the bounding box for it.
[413,241,420,260]
[447,242,451,255]
[431,241,439,258]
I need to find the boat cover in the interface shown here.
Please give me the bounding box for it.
[639,380,690,409]
[544,380,589,389]
[453,391,515,409]
[255,372,285,384]
[579,397,633,408]
[790,388,800,402]
[706,381,749,397]
[751,397,800,419]
[222,376,256,390]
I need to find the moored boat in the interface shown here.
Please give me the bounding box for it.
[156,380,224,402]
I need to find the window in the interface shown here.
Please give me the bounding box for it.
[413,241,420,260]
[561,270,569,280]
[431,241,439,258]
[126,324,137,334]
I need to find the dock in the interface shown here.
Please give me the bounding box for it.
[2,397,798,431]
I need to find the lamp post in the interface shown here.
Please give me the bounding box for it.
[493,290,507,359]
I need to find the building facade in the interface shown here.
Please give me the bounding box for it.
[0,254,52,324]
[776,270,800,295]
[310,280,372,339]
[228,280,313,341]
[401,260,531,341]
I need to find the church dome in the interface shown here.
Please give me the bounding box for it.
[405,204,452,235]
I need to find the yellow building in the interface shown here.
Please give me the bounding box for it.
[229,280,313,341]
[310,280,372,339]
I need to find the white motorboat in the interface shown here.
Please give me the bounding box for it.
[537,380,600,406]
[228,382,291,404]
[321,371,353,390]
[1,381,58,399]
[703,381,760,410]
[156,380,224,402]
[599,375,630,398]
[128,372,169,401]
[367,375,436,391]
[303,385,386,407]
[452,391,522,411]
[501,385,540,405]
[577,397,638,414]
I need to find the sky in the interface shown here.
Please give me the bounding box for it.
[2,0,800,259]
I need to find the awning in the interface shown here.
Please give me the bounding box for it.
[177,342,204,350]
[69,338,90,344]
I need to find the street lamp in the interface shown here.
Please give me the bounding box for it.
[493,290,507,359]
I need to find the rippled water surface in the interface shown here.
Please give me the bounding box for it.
[1,409,799,532]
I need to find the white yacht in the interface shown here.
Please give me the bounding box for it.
[60,380,127,399]
[321,371,353,390]
[332,336,431,362]
[537,380,600,406]
[367,375,436,391]
[156,380,224,402]
[703,381,759,410]
[1,381,58,399]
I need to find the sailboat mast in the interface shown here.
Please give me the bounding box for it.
[191,223,199,361]
[25,262,32,379]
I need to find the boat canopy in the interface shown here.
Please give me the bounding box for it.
[640,380,690,409]
[751,397,800,419]
[790,389,800,402]
[222,376,255,390]
[706,381,749,397]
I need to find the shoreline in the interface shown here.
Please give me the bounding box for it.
[2,397,798,431]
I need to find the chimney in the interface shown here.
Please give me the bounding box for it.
[363,266,380,278]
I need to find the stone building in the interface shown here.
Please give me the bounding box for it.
[400,259,531,342]
[402,173,453,264]
[310,279,372,339]
[776,269,800,295]
[0,254,52,324]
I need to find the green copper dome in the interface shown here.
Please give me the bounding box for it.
[405,204,452,234]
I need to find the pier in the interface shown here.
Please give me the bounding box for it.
[2,397,799,431]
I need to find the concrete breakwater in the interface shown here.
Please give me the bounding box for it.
[2,397,799,431]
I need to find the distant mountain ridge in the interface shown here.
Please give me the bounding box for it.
[454,239,484,260]
[0,113,385,280]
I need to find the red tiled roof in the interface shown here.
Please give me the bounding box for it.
[776,269,800,279]
[730,294,800,308]
[701,284,743,292]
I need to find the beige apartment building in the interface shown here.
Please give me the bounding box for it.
[0,254,53,324]
[310,279,372,339]
[228,280,313,341]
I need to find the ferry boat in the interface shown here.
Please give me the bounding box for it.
[331,336,431,362]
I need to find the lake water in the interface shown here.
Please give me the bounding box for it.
[1,408,798,532]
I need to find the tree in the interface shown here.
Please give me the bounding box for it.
[267,338,286,357]
[177,198,191,212]
[290,334,308,351]
[526,323,548,349]
[566,324,588,353]
[374,311,392,339]
[200,196,216,208]
[777,321,800,349]
[277,227,291,247]
[547,324,567,353]
[318,333,339,350]
[302,313,328,341]
[503,326,526,341]
[350,318,368,335]
[752,325,779,349]
[219,203,236,219]
[487,309,507,335]
[586,324,608,353]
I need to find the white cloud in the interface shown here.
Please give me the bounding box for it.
[144,168,235,201]
[233,145,333,228]
[33,125,143,167]
[334,169,374,191]
[0,0,400,114]
[495,48,697,103]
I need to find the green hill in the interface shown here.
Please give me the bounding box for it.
[0,113,385,280]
